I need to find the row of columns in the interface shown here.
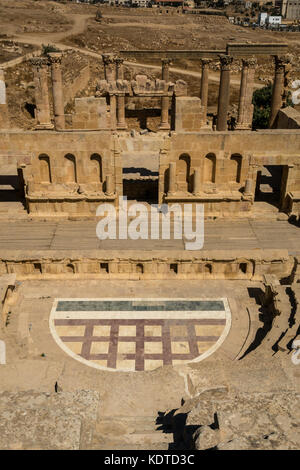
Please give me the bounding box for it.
[102,54,127,130]
[200,53,291,131]
[30,52,65,131]
[30,50,291,133]
[200,54,256,131]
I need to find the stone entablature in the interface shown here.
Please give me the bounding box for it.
[96,75,187,98]
[120,43,289,61]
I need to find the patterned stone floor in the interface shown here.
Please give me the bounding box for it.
[50,298,231,372]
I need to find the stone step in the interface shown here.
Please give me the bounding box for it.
[258,184,275,193]
[92,414,174,450]
[96,416,160,434]
[91,441,171,450]
[92,431,174,451]
[236,305,261,359]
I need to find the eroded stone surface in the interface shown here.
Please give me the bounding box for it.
[183,390,300,450]
[0,390,99,450]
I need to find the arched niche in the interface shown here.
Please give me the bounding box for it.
[38,154,51,183]
[177,154,191,193]
[203,153,216,183]
[230,154,242,183]
[66,263,75,274]
[64,154,77,183]
[90,153,103,183]
[136,263,144,274]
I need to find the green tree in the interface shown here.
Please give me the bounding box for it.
[252,84,294,129]
[42,44,60,55]
[252,84,272,129]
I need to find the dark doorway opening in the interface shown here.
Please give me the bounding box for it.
[123,179,158,204]
[0,165,26,211]
[254,165,285,209]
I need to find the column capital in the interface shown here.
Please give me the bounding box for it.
[161,58,172,66]
[219,54,233,70]
[201,58,212,66]
[47,52,63,65]
[102,53,116,66]
[30,56,49,68]
[241,57,257,68]
[274,54,292,71]
[114,57,124,65]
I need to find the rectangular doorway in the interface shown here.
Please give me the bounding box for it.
[254,165,287,210]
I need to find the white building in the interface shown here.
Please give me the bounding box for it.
[131,0,148,6]
[258,12,268,24]
[267,15,282,24]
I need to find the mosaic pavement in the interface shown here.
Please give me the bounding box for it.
[49,298,231,372]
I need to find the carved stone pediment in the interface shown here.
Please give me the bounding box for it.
[96,75,187,98]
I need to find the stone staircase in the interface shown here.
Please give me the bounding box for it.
[261,283,299,354]
[89,415,174,450]
[236,295,262,359]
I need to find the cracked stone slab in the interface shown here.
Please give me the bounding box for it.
[0,390,100,450]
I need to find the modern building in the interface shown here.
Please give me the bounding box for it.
[267,14,282,23]
[281,0,300,19]
[258,11,268,24]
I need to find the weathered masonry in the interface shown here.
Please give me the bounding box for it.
[0,43,299,220]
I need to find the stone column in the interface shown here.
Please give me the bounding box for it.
[115,58,124,80]
[159,58,172,130]
[216,54,233,132]
[116,94,127,130]
[161,58,172,81]
[236,57,257,130]
[200,58,211,125]
[193,169,201,195]
[102,53,116,82]
[30,57,53,130]
[105,174,114,195]
[0,68,9,129]
[159,96,170,130]
[168,162,176,195]
[109,94,117,130]
[244,178,253,195]
[115,58,127,129]
[48,52,65,130]
[269,55,292,128]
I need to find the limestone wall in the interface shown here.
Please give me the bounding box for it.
[174,97,205,132]
[0,249,292,281]
[0,131,118,215]
[159,130,300,216]
[0,274,16,327]
[0,129,300,216]
[276,107,300,130]
[63,64,90,107]
[72,97,110,130]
